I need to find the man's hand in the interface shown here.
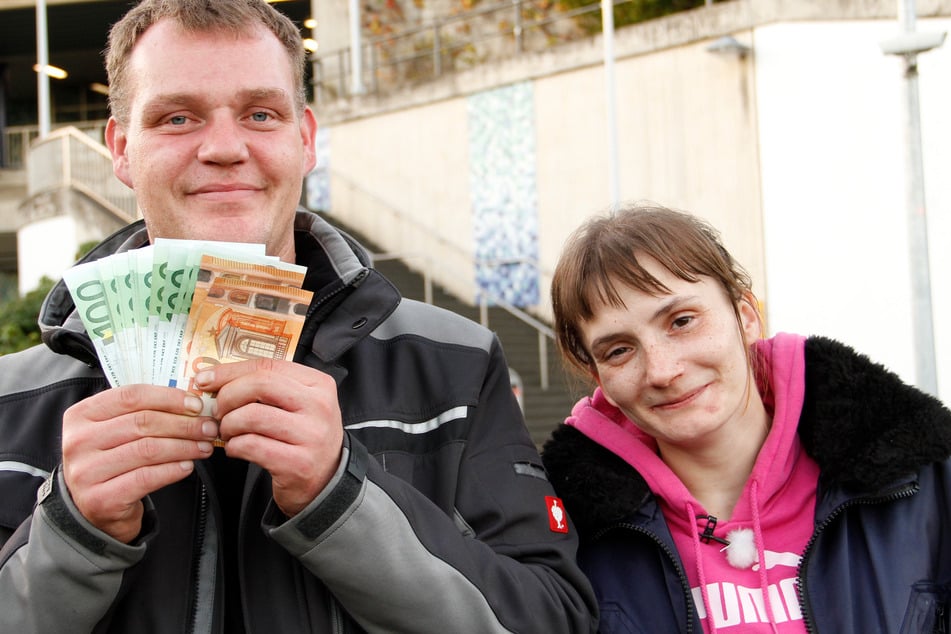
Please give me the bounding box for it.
[62,386,219,544]
[192,359,344,518]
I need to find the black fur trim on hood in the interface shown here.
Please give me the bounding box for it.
[798,336,951,491]
[541,336,951,540]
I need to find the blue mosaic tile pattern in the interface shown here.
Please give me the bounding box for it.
[467,82,540,308]
[306,126,331,212]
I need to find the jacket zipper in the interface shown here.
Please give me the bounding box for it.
[594,522,697,634]
[305,269,368,321]
[330,597,346,634]
[188,484,210,634]
[797,481,918,633]
[936,600,948,634]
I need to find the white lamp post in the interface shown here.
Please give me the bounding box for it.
[349,0,365,95]
[880,0,945,395]
[601,0,619,207]
[36,0,50,138]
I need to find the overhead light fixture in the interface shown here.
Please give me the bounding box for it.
[706,35,751,58]
[304,18,317,30]
[89,82,110,96]
[33,63,68,79]
[303,38,318,52]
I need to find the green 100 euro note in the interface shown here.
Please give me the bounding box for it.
[62,241,311,389]
[62,261,126,387]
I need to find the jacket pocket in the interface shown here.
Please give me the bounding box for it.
[598,602,653,634]
[900,581,951,634]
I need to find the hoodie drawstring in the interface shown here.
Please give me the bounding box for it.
[690,485,781,634]
[750,480,779,634]
[686,501,718,634]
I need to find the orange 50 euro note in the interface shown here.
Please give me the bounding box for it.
[176,277,313,436]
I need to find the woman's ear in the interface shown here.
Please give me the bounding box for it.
[738,292,763,346]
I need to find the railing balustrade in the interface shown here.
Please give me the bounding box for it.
[313,0,652,102]
[26,125,137,224]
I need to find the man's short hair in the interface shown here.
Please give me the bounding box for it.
[105,0,307,123]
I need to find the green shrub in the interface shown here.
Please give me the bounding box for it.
[0,276,55,355]
[0,241,96,356]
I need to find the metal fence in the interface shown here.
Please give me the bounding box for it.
[3,121,108,171]
[312,0,709,101]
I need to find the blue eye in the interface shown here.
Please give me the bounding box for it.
[169,115,187,125]
[251,111,270,122]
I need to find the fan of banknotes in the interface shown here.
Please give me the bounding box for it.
[63,239,314,393]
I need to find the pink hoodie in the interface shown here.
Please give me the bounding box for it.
[566,333,820,633]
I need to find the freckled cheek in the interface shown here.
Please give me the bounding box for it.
[600,371,643,409]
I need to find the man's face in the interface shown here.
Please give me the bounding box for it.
[106,19,317,262]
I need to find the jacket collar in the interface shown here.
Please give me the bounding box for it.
[541,336,951,540]
[290,211,399,364]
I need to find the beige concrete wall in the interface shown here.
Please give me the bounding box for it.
[533,32,763,321]
[0,170,27,233]
[325,98,477,301]
[17,187,127,294]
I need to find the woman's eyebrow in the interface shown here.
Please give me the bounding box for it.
[650,295,698,322]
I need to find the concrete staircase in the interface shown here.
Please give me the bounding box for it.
[332,218,587,448]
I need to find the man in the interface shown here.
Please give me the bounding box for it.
[0,1,597,632]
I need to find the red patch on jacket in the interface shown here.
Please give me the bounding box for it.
[546,496,568,533]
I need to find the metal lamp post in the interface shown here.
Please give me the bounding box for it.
[880,0,945,395]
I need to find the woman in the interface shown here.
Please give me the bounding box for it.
[542,203,951,633]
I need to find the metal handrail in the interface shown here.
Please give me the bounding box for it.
[26,126,138,224]
[478,290,554,390]
[313,0,644,100]
[371,248,555,390]
[3,120,109,170]
[326,168,555,388]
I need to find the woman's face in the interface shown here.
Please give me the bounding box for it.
[580,254,762,450]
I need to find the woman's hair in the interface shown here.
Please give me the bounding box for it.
[105,0,307,124]
[551,202,758,376]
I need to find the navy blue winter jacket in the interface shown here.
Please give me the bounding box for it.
[543,337,951,633]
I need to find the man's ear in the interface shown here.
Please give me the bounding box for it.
[299,107,318,175]
[105,117,134,189]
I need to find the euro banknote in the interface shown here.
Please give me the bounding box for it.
[63,240,311,390]
[177,276,312,398]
